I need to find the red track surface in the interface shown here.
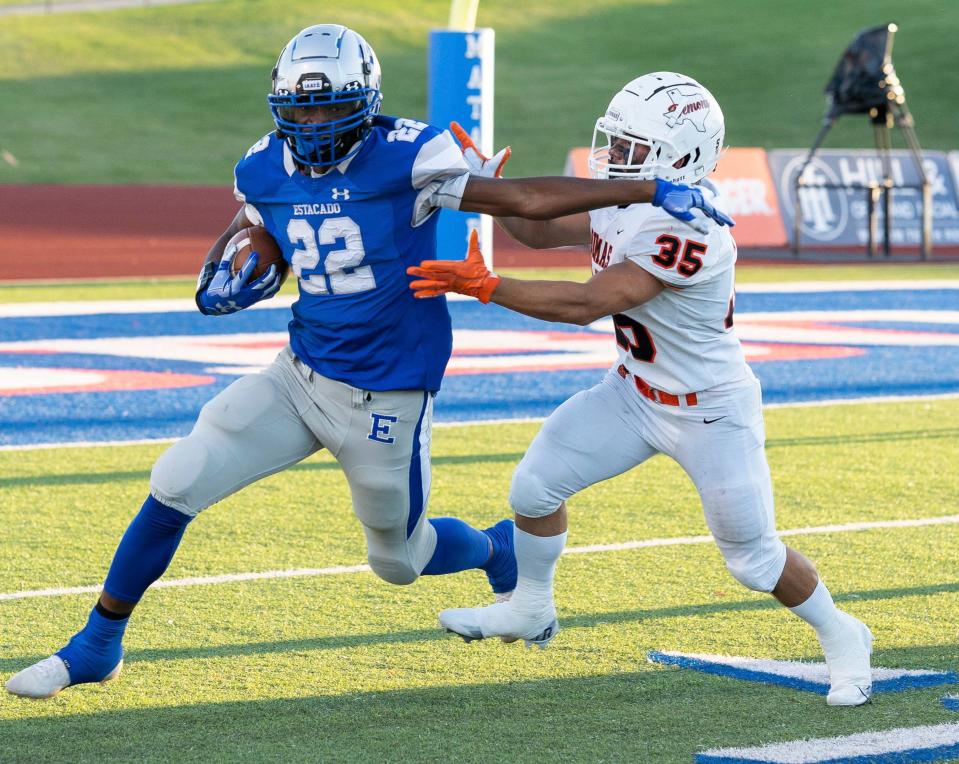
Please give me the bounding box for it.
[0,184,587,281]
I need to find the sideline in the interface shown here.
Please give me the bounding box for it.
[2,513,957,601]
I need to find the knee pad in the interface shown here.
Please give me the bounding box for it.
[150,436,213,517]
[509,461,561,518]
[716,534,787,592]
[350,467,438,586]
[363,519,437,586]
[151,375,284,515]
[366,552,420,586]
[700,480,784,591]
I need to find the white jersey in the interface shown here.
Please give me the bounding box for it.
[589,195,748,394]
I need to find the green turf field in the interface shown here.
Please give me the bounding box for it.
[0,0,956,183]
[1,395,958,762]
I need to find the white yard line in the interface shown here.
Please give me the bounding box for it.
[3,513,957,602]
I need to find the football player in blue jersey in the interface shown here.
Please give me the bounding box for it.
[5,24,734,698]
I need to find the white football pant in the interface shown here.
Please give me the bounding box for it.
[510,369,787,592]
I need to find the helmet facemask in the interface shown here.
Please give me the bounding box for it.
[269,86,381,168]
[588,119,689,181]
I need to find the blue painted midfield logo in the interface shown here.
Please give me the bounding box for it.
[0,284,957,446]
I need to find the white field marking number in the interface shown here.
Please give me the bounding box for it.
[287,216,376,296]
[387,118,427,143]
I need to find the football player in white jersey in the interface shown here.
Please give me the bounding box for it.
[408,72,874,707]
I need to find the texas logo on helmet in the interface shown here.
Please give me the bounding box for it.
[662,87,711,132]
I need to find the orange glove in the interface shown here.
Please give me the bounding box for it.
[407,230,501,303]
[450,121,511,178]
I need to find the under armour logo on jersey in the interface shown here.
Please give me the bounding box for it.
[332,188,350,200]
[368,412,398,444]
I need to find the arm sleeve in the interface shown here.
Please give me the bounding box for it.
[410,130,471,227]
[623,210,721,288]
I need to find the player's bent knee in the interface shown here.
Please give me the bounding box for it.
[509,463,561,518]
[362,513,435,586]
[718,535,788,592]
[367,554,419,585]
[149,437,212,517]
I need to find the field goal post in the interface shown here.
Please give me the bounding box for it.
[428,0,495,266]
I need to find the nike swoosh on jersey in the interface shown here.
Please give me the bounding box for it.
[703,416,727,424]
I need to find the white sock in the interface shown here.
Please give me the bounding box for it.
[509,527,567,612]
[789,579,843,642]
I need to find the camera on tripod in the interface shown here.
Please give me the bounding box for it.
[793,23,932,259]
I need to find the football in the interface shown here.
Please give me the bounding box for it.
[225,225,289,286]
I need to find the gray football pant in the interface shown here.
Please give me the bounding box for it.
[149,346,437,584]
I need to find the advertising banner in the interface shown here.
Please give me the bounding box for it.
[710,148,787,248]
[768,149,959,248]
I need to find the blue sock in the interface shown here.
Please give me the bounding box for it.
[57,495,192,684]
[56,607,127,684]
[422,517,518,594]
[103,495,193,603]
[422,518,491,576]
[480,518,518,594]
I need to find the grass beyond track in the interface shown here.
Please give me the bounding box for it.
[0,0,957,183]
[1,398,958,762]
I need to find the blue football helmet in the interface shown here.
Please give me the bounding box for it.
[268,24,382,168]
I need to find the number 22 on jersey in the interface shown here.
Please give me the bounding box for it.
[287,216,376,296]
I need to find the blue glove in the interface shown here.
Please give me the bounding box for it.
[196,250,282,316]
[652,179,736,231]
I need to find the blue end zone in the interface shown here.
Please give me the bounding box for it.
[944,696,959,712]
[2,287,958,446]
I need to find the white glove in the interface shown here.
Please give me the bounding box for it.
[450,121,511,178]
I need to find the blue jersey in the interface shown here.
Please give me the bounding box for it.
[233,116,470,392]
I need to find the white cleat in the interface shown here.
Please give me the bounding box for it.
[820,612,874,706]
[439,600,559,649]
[5,655,122,699]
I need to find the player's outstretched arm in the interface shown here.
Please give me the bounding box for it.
[448,121,588,249]
[495,212,591,250]
[407,231,663,325]
[195,206,282,316]
[447,120,731,242]
[460,175,733,232]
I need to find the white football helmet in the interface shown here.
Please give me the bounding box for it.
[588,72,724,183]
[268,24,382,167]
